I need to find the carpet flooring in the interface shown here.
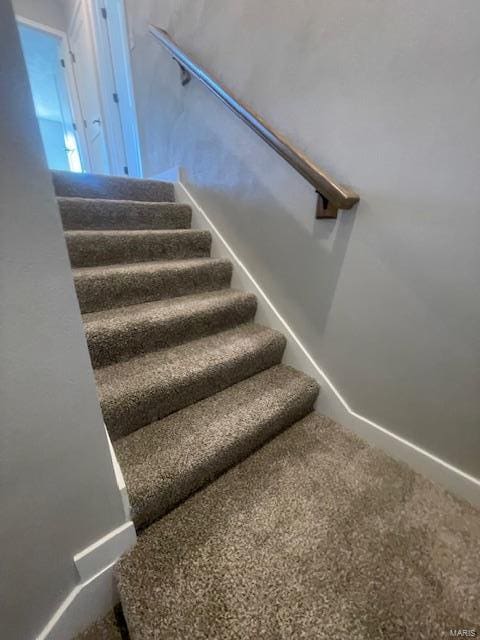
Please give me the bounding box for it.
[57,171,480,640]
[117,414,480,640]
[75,607,127,640]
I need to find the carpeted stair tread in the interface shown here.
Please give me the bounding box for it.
[74,257,233,313]
[115,365,319,529]
[52,170,175,202]
[115,412,480,640]
[66,229,211,267]
[58,197,191,231]
[84,289,257,368]
[97,323,286,441]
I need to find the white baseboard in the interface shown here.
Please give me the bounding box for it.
[36,428,136,639]
[105,423,131,520]
[163,170,480,508]
[37,521,136,640]
[38,561,117,640]
[74,521,136,583]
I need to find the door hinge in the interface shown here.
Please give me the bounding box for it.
[69,50,76,63]
[124,166,129,175]
[101,7,107,19]
[83,119,87,128]
[72,122,78,131]
[113,92,119,103]
[60,58,65,68]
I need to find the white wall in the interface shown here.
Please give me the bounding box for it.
[126,0,480,479]
[62,0,80,29]
[0,3,127,638]
[12,0,68,31]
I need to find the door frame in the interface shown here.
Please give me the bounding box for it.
[68,0,142,177]
[67,0,112,174]
[85,0,143,178]
[15,14,91,172]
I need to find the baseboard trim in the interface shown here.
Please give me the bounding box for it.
[105,423,131,520]
[38,561,116,640]
[170,173,480,508]
[74,521,136,583]
[37,521,136,640]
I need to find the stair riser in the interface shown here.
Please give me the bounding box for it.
[66,231,212,268]
[131,387,319,530]
[86,296,258,368]
[101,336,286,441]
[75,262,233,313]
[58,199,192,231]
[52,171,175,202]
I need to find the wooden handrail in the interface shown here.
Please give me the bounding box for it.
[149,26,359,219]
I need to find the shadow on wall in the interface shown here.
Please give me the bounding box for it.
[168,89,357,345]
[132,2,480,483]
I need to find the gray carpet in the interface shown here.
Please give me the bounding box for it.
[96,323,287,440]
[75,608,127,640]
[74,257,233,313]
[114,365,319,528]
[84,289,257,367]
[66,229,211,267]
[56,171,479,640]
[53,170,174,202]
[116,413,480,640]
[59,197,192,230]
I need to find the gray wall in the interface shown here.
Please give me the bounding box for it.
[12,0,68,31]
[126,0,480,478]
[0,3,126,638]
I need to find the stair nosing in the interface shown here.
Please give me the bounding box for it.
[65,228,207,238]
[73,256,231,277]
[84,289,258,368]
[98,323,287,440]
[115,364,319,528]
[82,288,256,323]
[96,322,284,377]
[57,195,190,206]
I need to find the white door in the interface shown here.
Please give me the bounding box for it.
[17,21,85,172]
[99,0,142,176]
[58,36,86,172]
[68,1,110,174]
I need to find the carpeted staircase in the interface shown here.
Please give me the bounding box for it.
[55,171,480,640]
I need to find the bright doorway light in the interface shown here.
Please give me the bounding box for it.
[18,22,84,172]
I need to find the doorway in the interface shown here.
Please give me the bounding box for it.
[88,0,142,177]
[16,0,142,177]
[68,1,111,174]
[67,0,142,176]
[17,19,85,173]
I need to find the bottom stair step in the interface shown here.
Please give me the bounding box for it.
[115,365,319,529]
[116,413,480,640]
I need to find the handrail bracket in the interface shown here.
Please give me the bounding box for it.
[173,59,191,86]
[316,193,339,219]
